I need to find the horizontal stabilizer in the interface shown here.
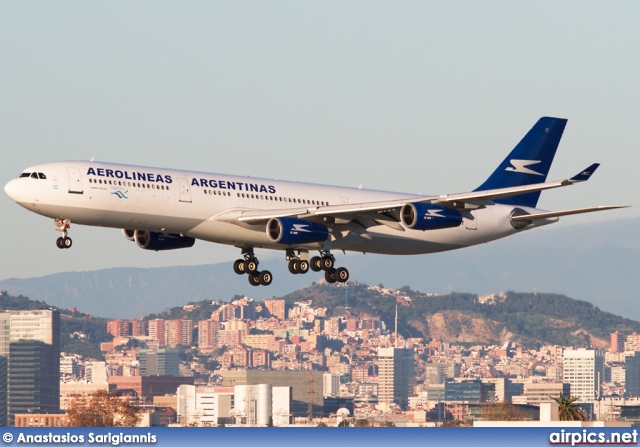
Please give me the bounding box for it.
[511,205,629,222]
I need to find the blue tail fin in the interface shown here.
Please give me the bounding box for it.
[474,116,568,208]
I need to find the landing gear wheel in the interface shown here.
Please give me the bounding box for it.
[288,260,299,274]
[63,237,72,249]
[233,259,246,275]
[336,267,349,283]
[325,268,337,284]
[248,273,261,286]
[321,257,334,271]
[298,260,309,274]
[259,270,273,286]
[310,256,322,272]
[245,259,259,273]
[56,237,65,249]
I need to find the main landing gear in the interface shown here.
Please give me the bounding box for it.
[233,247,272,287]
[232,248,349,287]
[287,250,349,284]
[308,251,349,284]
[54,218,72,249]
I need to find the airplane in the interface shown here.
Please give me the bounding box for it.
[4,117,627,287]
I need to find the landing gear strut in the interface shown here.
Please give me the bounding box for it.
[233,247,272,286]
[311,251,349,284]
[54,218,72,249]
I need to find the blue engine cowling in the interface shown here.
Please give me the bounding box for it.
[133,230,195,251]
[400,203,463,230]
[267,218,329,245]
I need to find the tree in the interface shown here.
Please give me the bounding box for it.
[482,401,529,421]
[551,393,587,421]
[66,390,141,427]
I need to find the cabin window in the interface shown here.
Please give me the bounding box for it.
[38,173,46,179]
[20,173,30,178]
[31,173,38,179]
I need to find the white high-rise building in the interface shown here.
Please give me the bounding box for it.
[323,373,340,397]
[563,349,604,403]
[377,347,414,410]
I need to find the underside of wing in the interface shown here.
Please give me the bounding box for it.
[510,205,629,222]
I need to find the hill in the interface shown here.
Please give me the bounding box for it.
[281,283,640,348]
[2,282,639,354]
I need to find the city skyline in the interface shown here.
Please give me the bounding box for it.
[7,291,640,426]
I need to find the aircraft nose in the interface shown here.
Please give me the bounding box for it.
[4,178,20,202]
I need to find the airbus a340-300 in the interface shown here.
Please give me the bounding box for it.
[4,117,627,286]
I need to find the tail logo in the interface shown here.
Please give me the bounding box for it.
[506,159,544,176]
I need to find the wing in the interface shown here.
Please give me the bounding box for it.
[216,163,625,237]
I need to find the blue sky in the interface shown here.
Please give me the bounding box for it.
[1,1,638,280]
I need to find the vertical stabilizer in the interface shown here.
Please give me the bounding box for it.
[474,117,567,207]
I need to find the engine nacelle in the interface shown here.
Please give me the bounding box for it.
[267,218,329,245]
[122,229,136,241]
[400,203,463,230]
[133,230,195,251]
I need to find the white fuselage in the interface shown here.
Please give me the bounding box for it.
[4,160,555,255]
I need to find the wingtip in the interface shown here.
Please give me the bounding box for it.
[570,163,600,182]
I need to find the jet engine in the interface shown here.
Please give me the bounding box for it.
[267,218,329,245]
[123,229,195,251]
[400,203,463,230]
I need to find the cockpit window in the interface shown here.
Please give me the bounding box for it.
[19,172,47,179]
